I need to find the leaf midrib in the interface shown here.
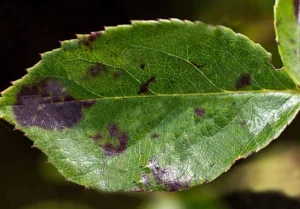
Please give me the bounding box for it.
[2,89,300,109]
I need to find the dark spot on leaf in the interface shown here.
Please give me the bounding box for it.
[92,134,103,142]
[117,132,129,153]
[191,62,205,69]
[291,39,296,44]
[103,143,116,157]
[151,133,159,139]
[140,63,146,70]
[86,63,108,78]
[235,73,251,89]
[232,102,236,106]
[13,80,95,130]
[294,49,297,55]
[108,124,119,137]
[276,20,280,27]
[194,108,205,117]
[102,124,129,157]
[138,76,156,94]
[294,0,300,23]
[148,159,190,191]
[79,32,101,49]
[241,120,247,126]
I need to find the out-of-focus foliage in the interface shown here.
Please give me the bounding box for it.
[20,201,93,209]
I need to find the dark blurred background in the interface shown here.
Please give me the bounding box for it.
[1,1,300,208]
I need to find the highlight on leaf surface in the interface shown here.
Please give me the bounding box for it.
[0,14,300,192]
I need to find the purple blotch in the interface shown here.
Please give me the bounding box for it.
[235,73,251,89]
[13,79,95,130]
[108,124,119,137]
[194,108,205,117]
[138,76,156,94]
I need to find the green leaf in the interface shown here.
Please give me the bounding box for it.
[275,0,300,84]
[0,19,299,192]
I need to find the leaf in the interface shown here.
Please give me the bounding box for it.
[0,19,299,192]
[275,0,300,84]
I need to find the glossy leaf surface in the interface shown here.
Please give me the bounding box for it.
[0,19,299,191]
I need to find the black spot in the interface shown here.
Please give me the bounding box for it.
[138,76,156,94]
[92,134,103,142]
[151,133,159,139]
[79,32,101,49]
[232,102,236,106]
[108,124,119,137]
[191,62,205,69]
[241,120,247,126]
[291,39,296,44]
[102,124,129,157]
[294,0,300,22]
[86,63,108,78]
[235,73,251,89]
[140,63,146,70]
[194,108,205,117]
[13,80,95,130]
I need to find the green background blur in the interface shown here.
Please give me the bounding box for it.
[1,0,300,208]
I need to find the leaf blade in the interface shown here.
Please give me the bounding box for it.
[0,19,299,191]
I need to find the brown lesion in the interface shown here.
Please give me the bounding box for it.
[13,79,95,130]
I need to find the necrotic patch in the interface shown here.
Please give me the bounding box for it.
[147,159,190,191]
[13,80,95,130]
